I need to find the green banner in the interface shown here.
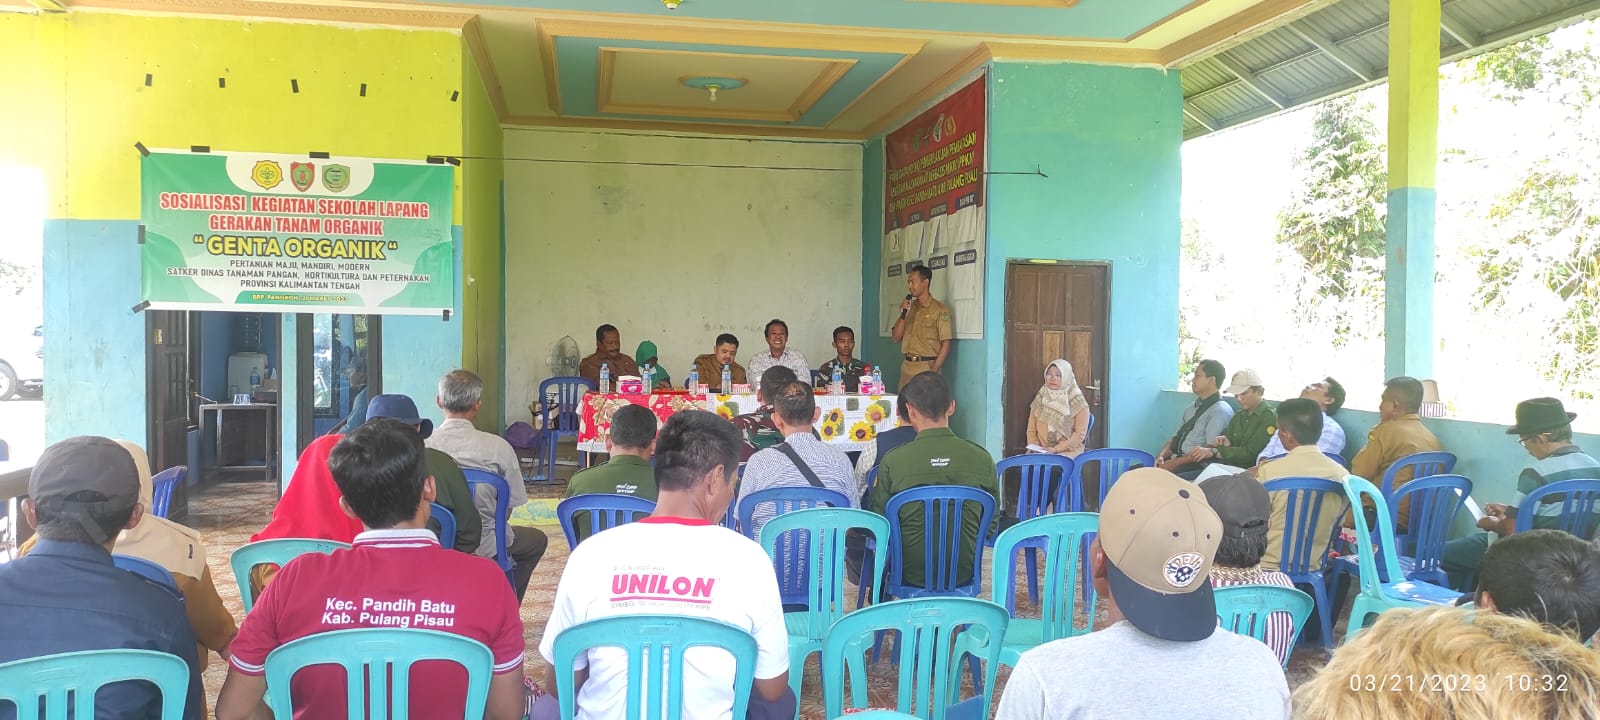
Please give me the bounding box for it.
[141,150,455,315]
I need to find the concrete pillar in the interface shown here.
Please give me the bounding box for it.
[1384,0,1440,379]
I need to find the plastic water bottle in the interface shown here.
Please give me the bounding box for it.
[249,365,261,389]
[642,364,654,393]
[872,366,883,394]
[686,369,699,394]
[831,364,844,395]
[599,362,611,394]
[721,364,732,394]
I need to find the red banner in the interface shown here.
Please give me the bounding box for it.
[884,75,985,231]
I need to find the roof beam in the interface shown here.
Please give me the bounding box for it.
[1287,21,1374,81]
[1213,53,1289,109]
[1183,102,1220,132]
[1440,11,1480,48]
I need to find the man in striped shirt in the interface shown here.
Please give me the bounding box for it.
[1202,471,1297,665]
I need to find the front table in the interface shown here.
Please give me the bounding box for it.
[578,391,900,454]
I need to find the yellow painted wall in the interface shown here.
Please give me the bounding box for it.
[0,16,67,214]
[462,45,506,429]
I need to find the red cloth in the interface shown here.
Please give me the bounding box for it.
[251,434,362,543]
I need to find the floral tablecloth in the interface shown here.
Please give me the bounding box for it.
[578,391,899,453]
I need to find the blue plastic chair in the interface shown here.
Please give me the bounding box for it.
[883,486,996,600]
[722,464,746,532]
[865,467,879,496]
[230,538,351,613]
[113,554,180,596]
[0,649,191,720]
[429,502,457,550]
[758,507,889,707]
[1516,478,1600,539]
[1377,451,1457,547]
[551,615,757,720]
[740,486,852,606]
[1213,585,1314,668]
[822,597,1009,720]
[993,455,1075,606]
[1341,476,1459,642]
[536,376,597,483]
[855,467,883,609]
[150,466,186,519]
[1365,474,1471,586]
[263,628,492,719]
[557,493,656,547]
[986,513,1098,666]
[1069,448,1154,511]
[1260,477,1347,648]
[461,468,515,585]
[1324,452,1350,469]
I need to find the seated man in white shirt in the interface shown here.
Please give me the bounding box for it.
[747,319,812,384]
[996,468,1289,720]
[1256,377,1348,464]
[538,410,794,720]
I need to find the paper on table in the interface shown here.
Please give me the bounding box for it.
[1025,443,1051,454]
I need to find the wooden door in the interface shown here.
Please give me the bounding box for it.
[146,310,192,517]
[1003,262,1110,457]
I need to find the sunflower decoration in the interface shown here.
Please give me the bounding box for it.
[716,402,738,420]
[819,421,842,441]
[849,421,877,442]
[864,401,891,425]
[823,408,846,427]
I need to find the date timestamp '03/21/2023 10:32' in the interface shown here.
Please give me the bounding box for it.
[1347,674,1571,693]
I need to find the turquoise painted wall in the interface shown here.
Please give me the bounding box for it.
[43,219,147,446]
[383,225,466,430]
[980,62,1183,454]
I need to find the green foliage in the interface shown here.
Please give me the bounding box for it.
[1274,96,1388,341]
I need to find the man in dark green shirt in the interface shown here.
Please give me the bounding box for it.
[567,404,659,501]
[864,371,999,591]
[1180,369,1278,480]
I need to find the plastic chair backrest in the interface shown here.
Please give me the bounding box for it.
[1070,448,1154,511]
[721,465,746,531]
[1213,585,1314,652]
[149,466,186,519]
[428,502,457,549]
[262,628,492,719]
[1323,452,1350,469]
[865,467,879,496]
[1517,478,1600,539]
[759,507,890,639]
[884,486,996,598]
[1085,411,1095,437]
[821,597,1009,720]
[557,493,657,547]
[460,468,512,572]
[738,486,853,540]
[1389,474,1471,571]
[991,513,1098,639]
[230,538,351,613]
[0,649,190,720]
[1379,451,1457,498]
[1260,477,1348,575]
[551,614,757,720]
[1342,475,1409,595]
[113,554,180,596]
[996,455,1075,521]
[539,376,597,434]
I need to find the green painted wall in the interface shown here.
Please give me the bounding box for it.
[462,49,506,431]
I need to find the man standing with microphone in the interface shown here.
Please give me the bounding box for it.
[891,264,952,390]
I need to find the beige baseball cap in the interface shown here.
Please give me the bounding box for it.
[1225,368,1264,395]
[1099,467,1223,641]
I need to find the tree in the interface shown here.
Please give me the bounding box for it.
[1274,96,1389,342]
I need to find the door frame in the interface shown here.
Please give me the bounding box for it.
[295,313,383,453]
[1001,259,1113,454]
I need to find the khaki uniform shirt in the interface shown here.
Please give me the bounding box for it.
[865,427,999,589]
[578,352,639,386]
[901,297,953,358]
[1350,413,1442,529]
[689,354,747,392]
[1256,446,1349,572]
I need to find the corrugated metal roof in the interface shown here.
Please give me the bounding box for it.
[1179,0,1600,139]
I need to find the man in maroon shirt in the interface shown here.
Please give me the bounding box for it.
[216,419,530,720]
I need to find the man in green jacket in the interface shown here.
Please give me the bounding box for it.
[565,404,659,544]
[364,394,482,554]
[1179,369,1277,481]
[864,371,999,591]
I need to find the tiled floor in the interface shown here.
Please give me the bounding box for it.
[187,479,1334,718]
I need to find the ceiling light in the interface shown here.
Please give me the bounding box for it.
[681,77,745,103]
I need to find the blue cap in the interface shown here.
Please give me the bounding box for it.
[364,394,434,438]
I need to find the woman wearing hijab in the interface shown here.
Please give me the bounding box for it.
[246,433,360,593]
[16,440,238,668]
[1026,358,1091,458]
[636,340,672,389]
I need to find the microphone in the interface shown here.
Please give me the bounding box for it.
[899,293,913,320]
